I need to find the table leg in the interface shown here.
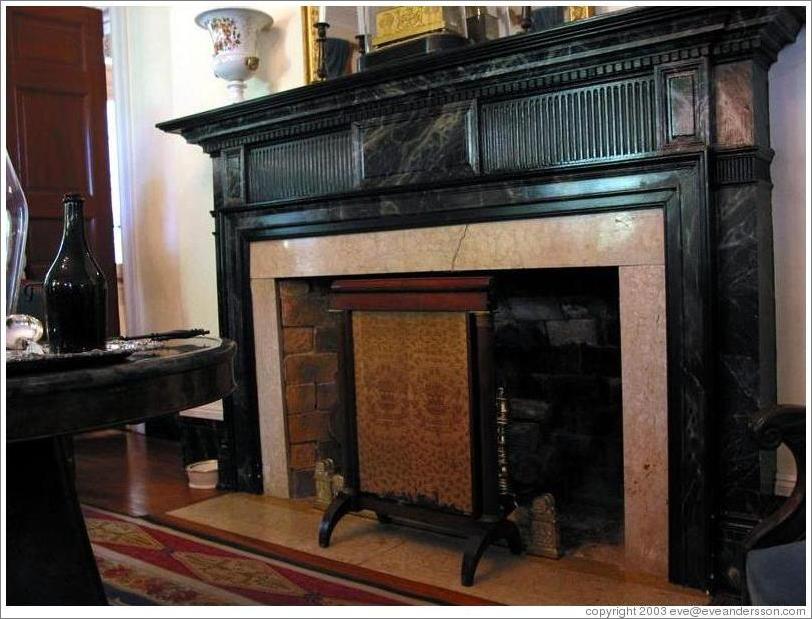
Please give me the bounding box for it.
[6,436,107,605]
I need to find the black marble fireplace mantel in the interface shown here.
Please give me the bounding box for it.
[159,6,804,594]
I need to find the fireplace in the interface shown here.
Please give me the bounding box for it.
[248,209,669,578]
[158,6,804,592]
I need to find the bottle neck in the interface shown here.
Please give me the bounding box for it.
[61,202,88,251]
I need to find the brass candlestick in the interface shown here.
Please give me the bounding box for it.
[496,386,512,497]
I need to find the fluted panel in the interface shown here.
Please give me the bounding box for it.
[481,77,657,173]
[248,131,355,202]
[714,154,753,185]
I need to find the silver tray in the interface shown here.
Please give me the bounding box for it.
[6,339,161,375]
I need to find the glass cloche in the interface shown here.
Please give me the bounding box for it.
[5,153,29,314]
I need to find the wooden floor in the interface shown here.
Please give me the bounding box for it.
[74,429,221,517]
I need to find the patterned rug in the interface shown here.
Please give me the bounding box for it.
[84,507,426,605]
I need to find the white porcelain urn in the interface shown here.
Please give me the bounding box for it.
[195,8,273,103]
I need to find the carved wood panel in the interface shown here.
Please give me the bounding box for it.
[352,311,474,514]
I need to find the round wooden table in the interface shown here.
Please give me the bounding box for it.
[5,337,236,605]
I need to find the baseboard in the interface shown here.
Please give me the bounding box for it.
[179,401,223,421]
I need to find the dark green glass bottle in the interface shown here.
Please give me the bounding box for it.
[43,193,107,353]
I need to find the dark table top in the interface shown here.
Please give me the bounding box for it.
[6,336,236,443]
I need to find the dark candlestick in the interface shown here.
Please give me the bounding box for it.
[355,34,367,56]
[520,6,533,32]
[315,21,330,80]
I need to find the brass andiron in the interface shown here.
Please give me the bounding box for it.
[496,387,512,498]
[528,493,563,559]
[314,458,346,510]
[314,458,336,509]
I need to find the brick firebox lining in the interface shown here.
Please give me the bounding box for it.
[278,279,342,497]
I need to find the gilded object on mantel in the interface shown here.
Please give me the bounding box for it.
[300,6,599,84]
[529,5,596,31]
[567,6,596,22]
[372,6,466,48]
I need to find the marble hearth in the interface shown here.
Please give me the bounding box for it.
[249,208,668,577]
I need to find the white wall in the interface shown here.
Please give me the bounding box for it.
[769,27,807,493]
[118,5,304,419]
[770,27,807,407]
[122,4,305,338]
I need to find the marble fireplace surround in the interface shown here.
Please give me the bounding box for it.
[249,208,668,577]
[158,6,804,591]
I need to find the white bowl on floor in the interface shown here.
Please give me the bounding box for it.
[186,459,219,489]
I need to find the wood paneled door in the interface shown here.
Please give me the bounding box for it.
[6,6,119,334]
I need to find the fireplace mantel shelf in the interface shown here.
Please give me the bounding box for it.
[158,5,804,596]
[158,7,800,148]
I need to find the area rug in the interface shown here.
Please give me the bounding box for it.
[83,507,428,605]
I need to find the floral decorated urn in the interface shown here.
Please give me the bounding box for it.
[195,8,273,103]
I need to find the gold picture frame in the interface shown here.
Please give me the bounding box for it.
[302,5,320,84]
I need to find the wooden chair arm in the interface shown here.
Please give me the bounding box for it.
[744,404,806,555]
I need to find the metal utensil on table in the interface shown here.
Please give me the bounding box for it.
[119,328,210,341]
[6,314,44,350]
